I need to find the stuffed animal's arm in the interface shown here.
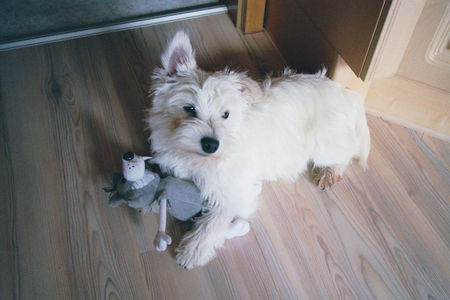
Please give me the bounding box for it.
[154,197,172,251]
[108,194,127,207]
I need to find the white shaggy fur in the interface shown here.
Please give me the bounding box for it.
[147,31,370,269]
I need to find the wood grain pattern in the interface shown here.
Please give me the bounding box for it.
[1,13,449,299]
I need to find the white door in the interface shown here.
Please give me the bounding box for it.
[397,0,450,91]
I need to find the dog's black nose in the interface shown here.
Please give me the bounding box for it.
[201,137,219,154]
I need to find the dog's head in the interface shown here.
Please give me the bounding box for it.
[147,31,261,169]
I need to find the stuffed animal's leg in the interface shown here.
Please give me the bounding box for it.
[176,207,232,269]
[154,198,172,251]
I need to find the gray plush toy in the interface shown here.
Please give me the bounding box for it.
[104,152,204,251]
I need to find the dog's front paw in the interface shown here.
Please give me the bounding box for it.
[225,218,250,239]
[175,238,217,269]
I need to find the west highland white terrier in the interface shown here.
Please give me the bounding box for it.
[147,31,370,269]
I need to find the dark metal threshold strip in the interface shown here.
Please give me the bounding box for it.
[0,4,227,51]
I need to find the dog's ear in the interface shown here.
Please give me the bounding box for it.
[238,76,262,104]
[161,31,196,75]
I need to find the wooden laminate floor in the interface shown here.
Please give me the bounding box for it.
[1,14,449,299]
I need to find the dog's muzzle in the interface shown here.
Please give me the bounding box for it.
[201,137,219,154]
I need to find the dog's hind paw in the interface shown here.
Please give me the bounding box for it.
[312,166,342,190]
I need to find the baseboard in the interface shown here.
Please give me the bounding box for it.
[365,75,450,141]
[365,107,449,141]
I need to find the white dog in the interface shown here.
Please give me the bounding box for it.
[147,31,370,269]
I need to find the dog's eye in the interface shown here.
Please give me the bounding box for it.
[222,111,230,119]
[183,106,197,117]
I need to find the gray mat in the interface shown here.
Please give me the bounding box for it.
[1,0,219,42]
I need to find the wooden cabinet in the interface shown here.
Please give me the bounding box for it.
[231,0,429,84]
[265,0,391,80]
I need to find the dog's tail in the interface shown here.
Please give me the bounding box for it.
[355,104,371,169]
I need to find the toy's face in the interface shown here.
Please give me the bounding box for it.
[122,152,146,181]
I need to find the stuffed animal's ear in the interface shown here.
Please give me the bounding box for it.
[161,31,196,75]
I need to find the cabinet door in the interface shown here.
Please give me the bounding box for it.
[265,0,391,79]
